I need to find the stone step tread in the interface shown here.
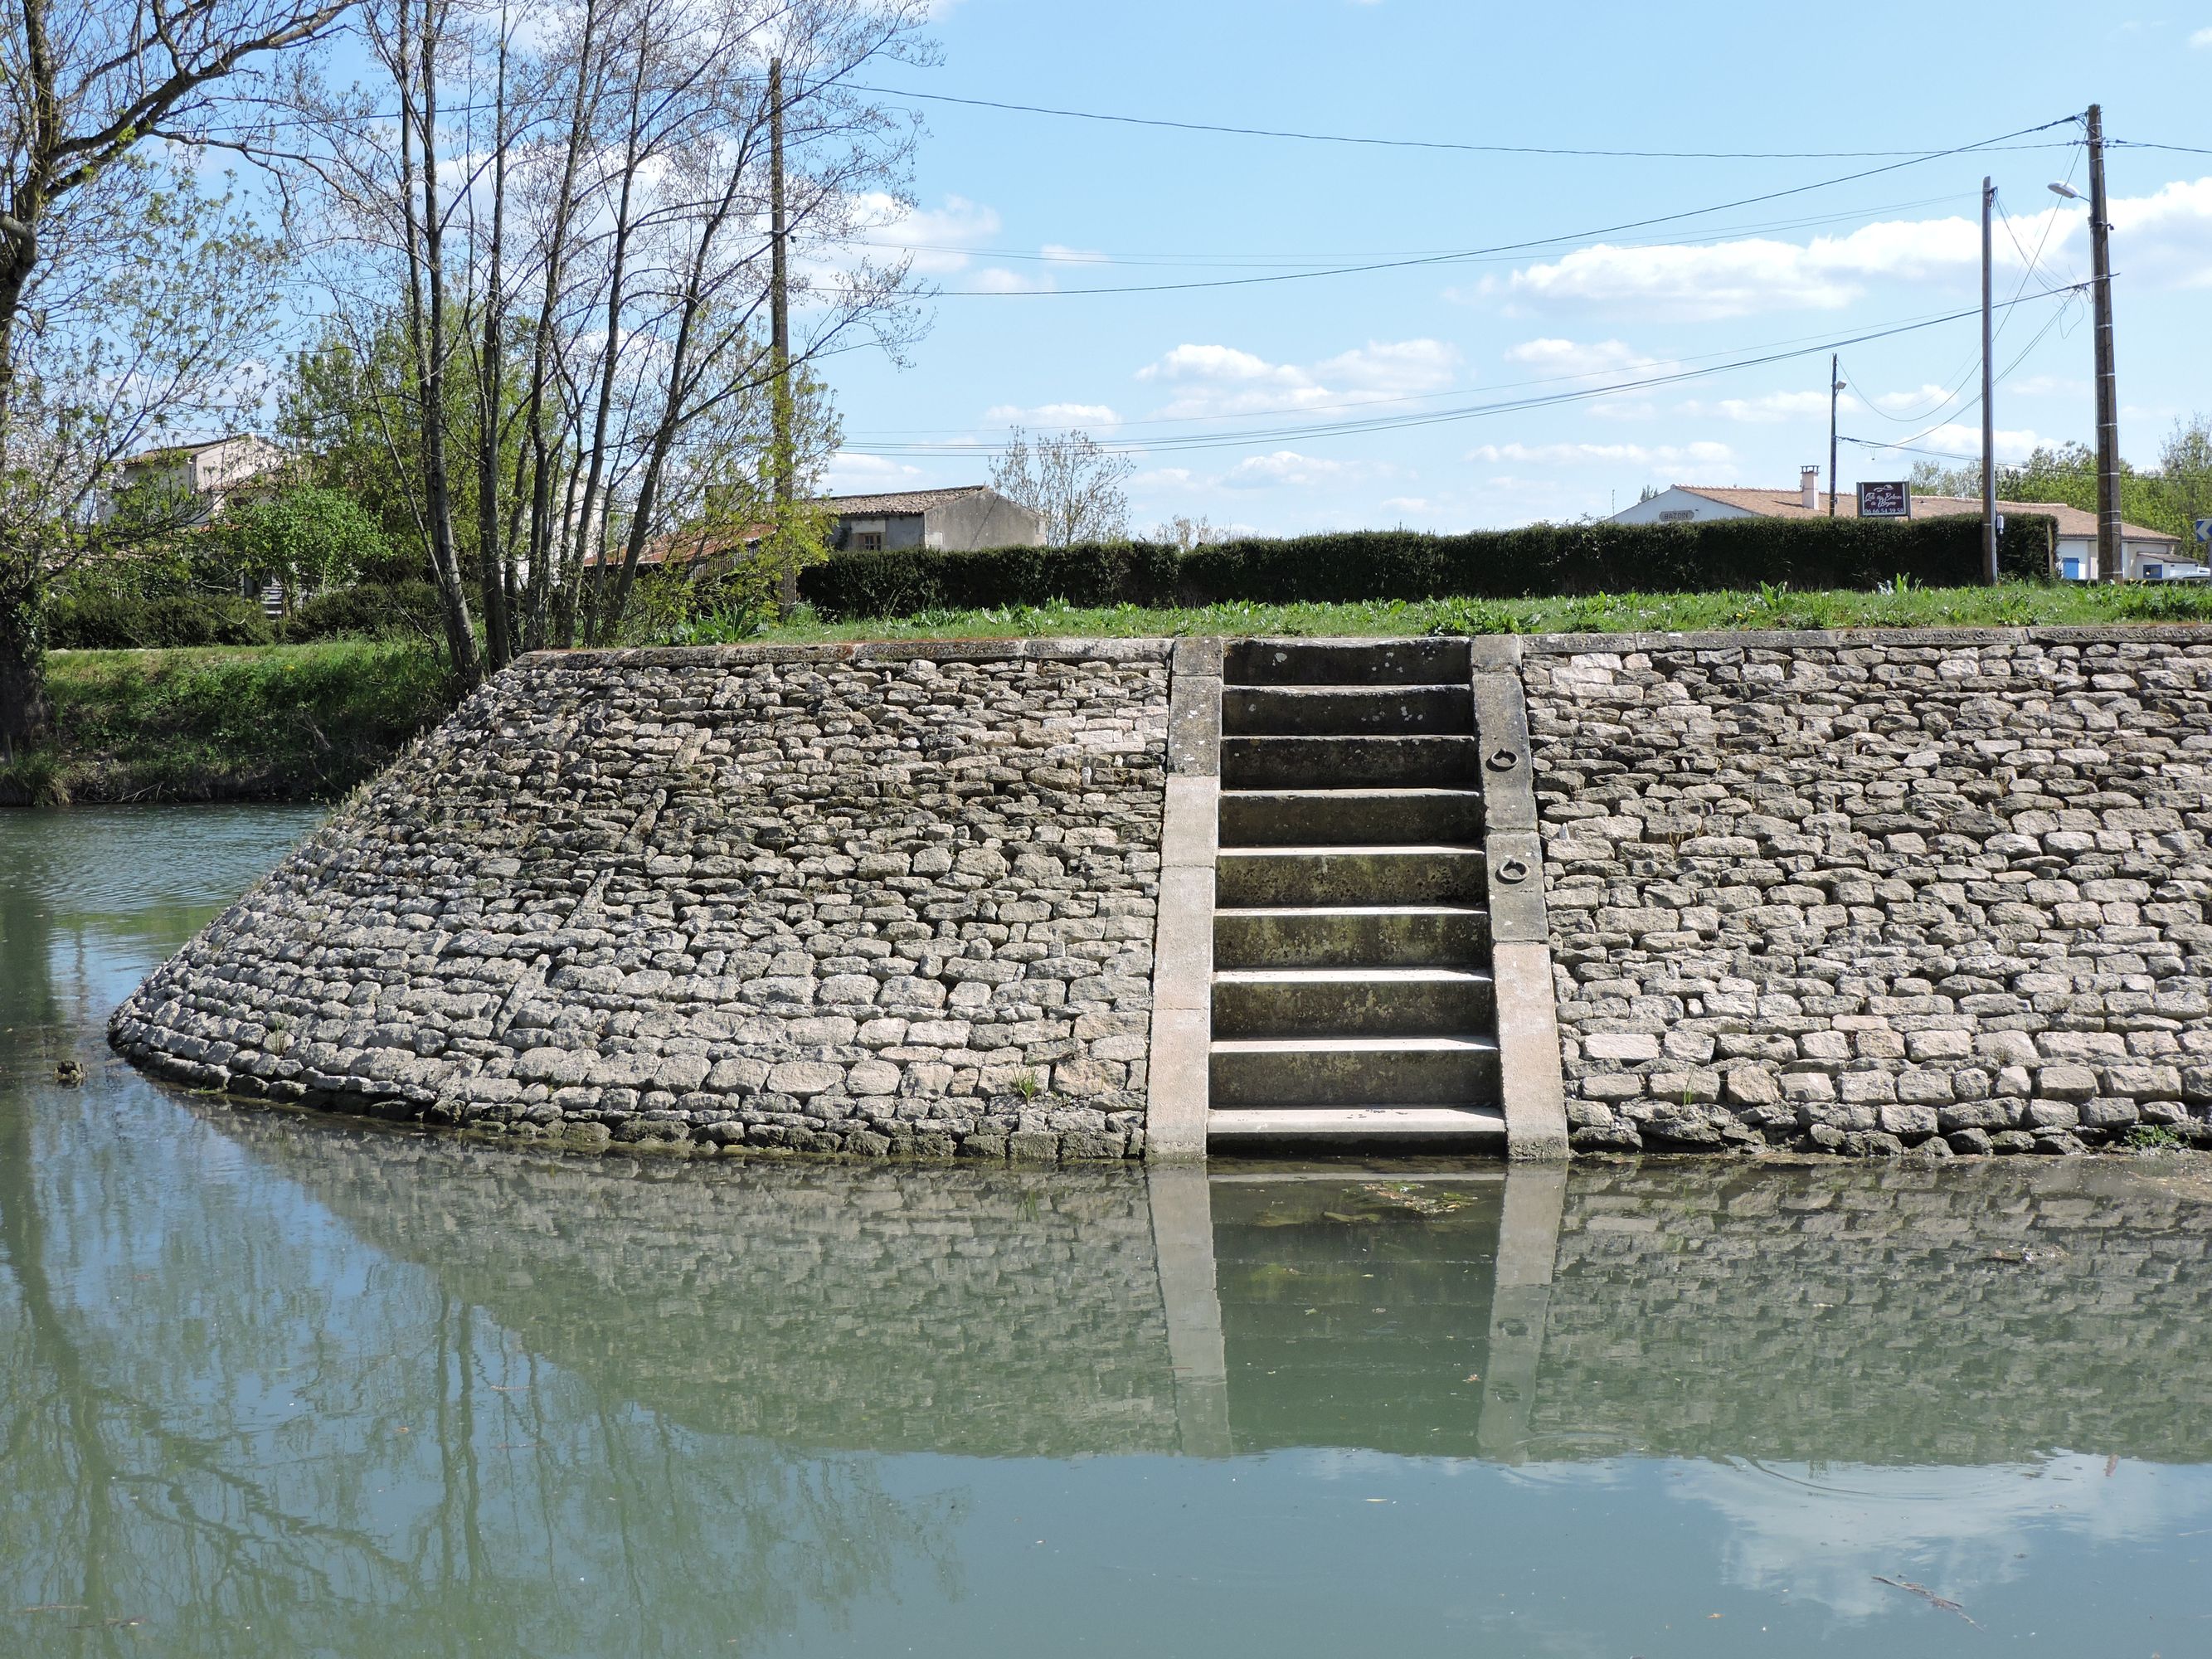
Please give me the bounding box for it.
[1208,1107,1509,1138]
[1226,684,1471,698]
[1215,903,1489,917]
[1221,786,1482,800]
[1218,843,1486,858]
[1211,1034,1500,1056]
[1213,966,1493,985]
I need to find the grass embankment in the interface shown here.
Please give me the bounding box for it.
[0,640,456,805]
[7,581,2209,806]
[748,579,2212,644]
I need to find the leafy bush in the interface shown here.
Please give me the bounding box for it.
[280,580,444,641]
[46,591,274,649]
[797,515,2059,620]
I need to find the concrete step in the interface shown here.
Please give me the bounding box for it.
[1226,637,1471,687]
[1219,788,1484,848]
[1209,1034,1501,1107]
[1208,1105,1509,1142]
[1223,684,1471,737]
[1212,967,1495,1038]
[1213,904,1490,969]
[1217,845,1486,907]
[1221,735,1478,791]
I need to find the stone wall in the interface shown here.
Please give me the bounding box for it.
[111,641,1169,1162]
[1524,627,2212,1157]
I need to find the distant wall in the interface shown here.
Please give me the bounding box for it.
[111,641,1170,1161]
[1523,626,2212,1156]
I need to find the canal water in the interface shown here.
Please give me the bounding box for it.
[6,807,2212,1656]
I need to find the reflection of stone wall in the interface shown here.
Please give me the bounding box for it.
[1534,1161,2212,1464]
[221,1111,1180,1456]
[1524,630,2212,1156]
[114,642,1169,1162]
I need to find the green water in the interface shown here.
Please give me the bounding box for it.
[6,808,2212,1656]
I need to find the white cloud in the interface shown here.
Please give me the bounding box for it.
[1312,338,1462,392]
[1223,450,1359,489]
[1135,338,1461,420]
[853,192,1001,277]
[1490,180,2212,319]
[970,266,1053,294]
[2193,25,2212,46]
[1502,337,1648,377]
[1864,423,2049,465]
[982,401,1121,428]
[1467,440,1733,467]
[824,452,926,491]
[1680,390,1852,424]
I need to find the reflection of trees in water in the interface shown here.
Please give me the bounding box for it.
[0,1087,959,1655]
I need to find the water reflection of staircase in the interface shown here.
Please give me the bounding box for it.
[1208,640,1506,1149]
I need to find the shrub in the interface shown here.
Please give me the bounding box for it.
[280,580,444,641]
[46,591,274,649]
[796,515,2059,620]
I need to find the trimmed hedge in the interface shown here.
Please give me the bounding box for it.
[280,579,444,641]
[46,591,275,649]
[798,514,2059,620]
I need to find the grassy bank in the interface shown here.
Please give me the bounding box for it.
[743,579,2212,644]
[0,640,457,805]
[7,581,2208,805]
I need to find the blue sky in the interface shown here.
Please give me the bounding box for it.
[820,0,2212,533]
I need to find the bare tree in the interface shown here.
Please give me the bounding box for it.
[0,0,353,761]
[1151,513,1223,551]
[991,426,1133,547]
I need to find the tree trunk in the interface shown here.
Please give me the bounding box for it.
[0,580,50,763]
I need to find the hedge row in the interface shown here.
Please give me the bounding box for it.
[798,514,2059,620]
[46,581,444,649]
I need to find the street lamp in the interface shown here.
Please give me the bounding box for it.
[2048,181,2085,202]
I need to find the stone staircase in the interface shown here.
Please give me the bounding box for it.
[1207,639,1507,1146]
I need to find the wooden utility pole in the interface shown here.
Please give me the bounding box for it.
[2087,103,2121,581]
[1981,176,1998,585]
[1828,353,1840,517]
[770,56,796,615]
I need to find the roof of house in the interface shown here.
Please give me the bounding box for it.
[120,433,276,468]
[1671,485,2179,545]
[818,485,1002,515]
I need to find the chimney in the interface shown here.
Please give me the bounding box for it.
[1800,465,1821,512]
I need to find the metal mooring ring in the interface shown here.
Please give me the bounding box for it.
[1487,747,1520,771]
[1497,858,1529,885]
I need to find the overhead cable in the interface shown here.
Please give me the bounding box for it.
[848,81,2081,162]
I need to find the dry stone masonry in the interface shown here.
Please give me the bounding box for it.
[112,642,1169,1162]
[111,623,2212,1164]
[1525,627,2212,1159]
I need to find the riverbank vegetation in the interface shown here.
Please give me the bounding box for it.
[0,643,452,805]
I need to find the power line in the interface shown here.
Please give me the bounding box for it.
[925,115,2085,297]
[842,284,2088,458]
[2111,139,2212,156]
[848,80,2082,162]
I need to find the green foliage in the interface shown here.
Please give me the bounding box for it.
[8,641,456,801]
[798,516,2057,620]
[279,581,445,642]
[45,591,273,649]
[1912,416,2212,542]
[208,484,394,598]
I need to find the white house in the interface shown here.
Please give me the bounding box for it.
[99,434,287,527]
[1611,468,2198,581]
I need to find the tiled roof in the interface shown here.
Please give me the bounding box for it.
[818,485,997,515]
[1675,485,2178,544]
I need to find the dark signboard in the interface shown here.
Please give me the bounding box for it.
[1858,480,1912,518]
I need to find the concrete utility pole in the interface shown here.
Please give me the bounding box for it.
[1982,176,1998,585]
[771,56,796,614]
[1828,353,1841,517]
[2087,104,2121,581]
